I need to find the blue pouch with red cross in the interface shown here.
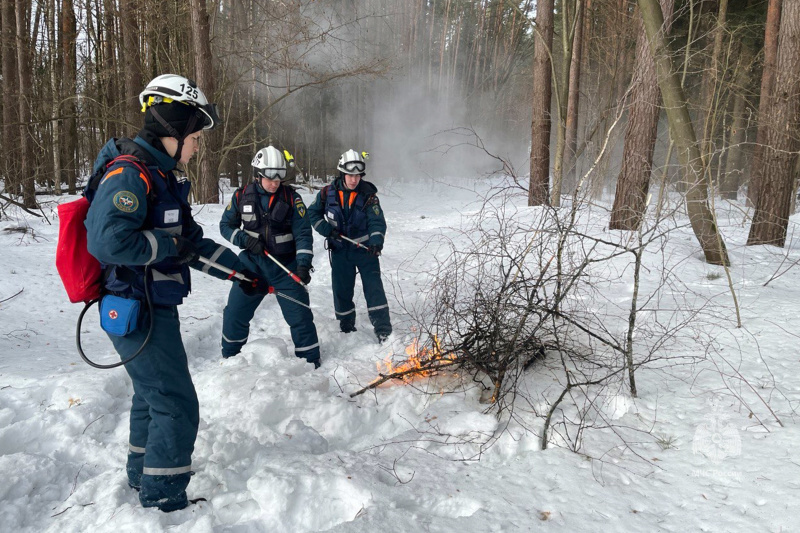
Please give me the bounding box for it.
[99,295,141,337]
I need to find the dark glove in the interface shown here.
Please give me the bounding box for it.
[328,228,341,241]
[295,265,312,284]
[243,235,265,256]
[173,236,199,264]
[238,269,270,296]
[367,244,382,257]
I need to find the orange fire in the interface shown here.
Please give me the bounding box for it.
[373,336,456,384]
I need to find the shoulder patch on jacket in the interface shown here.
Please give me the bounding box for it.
[113,191,139,213]
[372,204,381,216]
[295,196,306,217]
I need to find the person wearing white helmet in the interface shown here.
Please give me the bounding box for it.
[219,146,321,367]
[307,149,392,343]
[84,74,253,512]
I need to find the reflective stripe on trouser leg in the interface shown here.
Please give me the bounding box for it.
[110,305,199,512]
[331,250,357,327]
[126,391,149,489]
[272,267,321,363]
[221,280,268,357]
[358,253,392,336]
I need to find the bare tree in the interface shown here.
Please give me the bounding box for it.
[637,0,729,265]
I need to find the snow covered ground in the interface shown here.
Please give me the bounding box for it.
[1,178,799,532]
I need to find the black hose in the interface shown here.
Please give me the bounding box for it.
[75,266,154,369]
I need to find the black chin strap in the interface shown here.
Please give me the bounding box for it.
[150,106,200,163]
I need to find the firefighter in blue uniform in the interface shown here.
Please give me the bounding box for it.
[219,146,321,367]
[307,150,392,342]
[84,74,265,512]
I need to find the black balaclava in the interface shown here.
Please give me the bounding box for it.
[139,102,205,163]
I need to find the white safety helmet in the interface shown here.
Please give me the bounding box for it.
[139,74,220,130]
[252,146,286,180]
[337,149,367,175]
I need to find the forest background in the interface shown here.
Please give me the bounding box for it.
[0,0,797,260]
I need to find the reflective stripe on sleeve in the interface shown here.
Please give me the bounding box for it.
[312,220,324,230]
[129,444,146,454]
[230,228,241,243]
[142,230,158,264]
[370,232,384,239]
[296,249,313,256]
[203,245,226,274]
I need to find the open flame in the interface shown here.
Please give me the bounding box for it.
[373,336,456,383]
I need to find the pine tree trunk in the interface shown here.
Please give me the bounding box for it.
[103,0,118,139]
[637,0,729,265]
[191,0,219,204]
[529,0,554,206]
[61,0,77,194]
[2,0,19,198]
[610,0,675,231]
[749,0,782,207]
[747,0,800,247]
[120,0,143,134]
[15,0,35,207]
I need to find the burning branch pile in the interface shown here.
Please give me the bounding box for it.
[350,337,459,397]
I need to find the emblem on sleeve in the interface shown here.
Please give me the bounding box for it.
[372,205,380,216]
[113,191,139,213]
[295,198,306,217]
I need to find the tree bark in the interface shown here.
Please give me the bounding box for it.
[721,40,754,200]
[529,0,554,206]
[747,0,800,247]
[2,0,19,198]
[120,0,143,134]
[61,0,77,194]
[637,0,728,265]
[610,0,675,231]
[550,0,575,207]
[749,0,782,207]
[15,0,35,207]
[563,0,584,194]
[191,0,219,204]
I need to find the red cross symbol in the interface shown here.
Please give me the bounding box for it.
[108,309,118,320]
